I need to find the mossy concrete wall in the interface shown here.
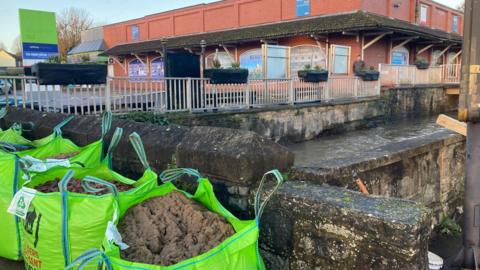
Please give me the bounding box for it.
[154,84,458,143]
[292,130,465,225]
[260,182,432,270]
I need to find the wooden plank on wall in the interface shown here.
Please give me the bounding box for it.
[436,114,467,136]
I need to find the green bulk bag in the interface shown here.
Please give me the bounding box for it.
[0,108,73,152]
[68,168,284,270]
[0,112,116,261]
[9,132,158,270]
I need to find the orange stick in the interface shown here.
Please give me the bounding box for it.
[355,178,369,195]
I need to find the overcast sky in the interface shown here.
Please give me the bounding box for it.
[0,0,463,52]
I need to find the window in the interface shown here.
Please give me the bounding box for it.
[420,4,428,24]
[452,15,459,33]
[150,57,164,80]
[128,58,147,80]
[131,25,140,41]
[265,45,289,79]
[331,45,350,74]
[290,45,327,78]
[391,46,409,65]
[206,51,234,68]
[240,49,263,80]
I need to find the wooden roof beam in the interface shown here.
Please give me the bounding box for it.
[417,44,434,54]
[363,31,393,37]
[363,33,388,50]
[392,36,418,50]
[131,54,146,66]
[392,35,419,41]
[110,56,127,73]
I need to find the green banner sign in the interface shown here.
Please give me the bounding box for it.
[19,9,58,45]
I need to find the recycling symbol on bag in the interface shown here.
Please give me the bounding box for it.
[18,196,26,209]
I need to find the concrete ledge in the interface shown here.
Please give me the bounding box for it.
[260,181,431,270]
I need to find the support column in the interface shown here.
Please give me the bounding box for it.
[200,40,206,79]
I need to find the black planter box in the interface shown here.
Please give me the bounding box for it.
[32,63,107,85]
[298,70,329,82]
[204,68,249,84]
[358,70,380,81]
[415,62,430,70]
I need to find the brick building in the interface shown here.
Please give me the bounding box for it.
[102,0,463,79]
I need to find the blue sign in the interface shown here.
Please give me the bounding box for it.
[452,16,459,33]
[151,57,165,80]
[22,42,58,65]
[391,51,408,65]
[296,0,310,17]
[240,49,262,80]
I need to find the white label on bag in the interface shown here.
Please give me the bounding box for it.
[7,188,37,219]
[106,221,129,250]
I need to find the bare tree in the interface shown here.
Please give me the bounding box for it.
[0,42,5,50]
[56,7,93,62]
[11,36,22,57]
[457,1,465,11]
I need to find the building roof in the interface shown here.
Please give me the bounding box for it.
[104,11,463,56]
[68,39,107,55]
[0,49,21,61]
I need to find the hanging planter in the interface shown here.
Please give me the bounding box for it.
[298,65,329,82]
[357,67,380,81]
[203,61,249,84]
[415,58,430,70]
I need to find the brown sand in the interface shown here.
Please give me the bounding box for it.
[118,191,235,266]
[35,178,132,194]
[45,151,80,159]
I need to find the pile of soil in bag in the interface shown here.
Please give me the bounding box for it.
[119,191,235,266]
[34,178,132,195]
[45,151,80,159]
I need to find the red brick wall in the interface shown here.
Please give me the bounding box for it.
[418,0,463,34]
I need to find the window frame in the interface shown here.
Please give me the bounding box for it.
[452,15,459,33]
[330,45,351,75]
[131,25,140,41]
[420,4,429,24]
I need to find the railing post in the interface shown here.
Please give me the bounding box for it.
[353,77,359,98]
[326,78,331,100]
[186,77,192,112]
[245,81,251,108]
[105,77,112,112]
[289,79,294,105]
[378,63,382,95]
[396,66,400,86]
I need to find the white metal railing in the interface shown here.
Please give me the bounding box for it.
[0,75,381,115]
[379,63,460,86]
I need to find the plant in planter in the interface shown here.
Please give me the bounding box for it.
[358,66,380,81]
[204,60,249,84]
[414,57,430,69]
[298,64,329,82]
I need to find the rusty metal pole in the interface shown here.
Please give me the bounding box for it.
[458,0,480,268]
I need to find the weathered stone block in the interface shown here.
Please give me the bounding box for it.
[176,126,294,186]
[260,181,432,270]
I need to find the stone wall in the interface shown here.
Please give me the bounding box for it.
[260,182,432,270]
[382,84,459,117]
[292,130,465,224]
[128,84,458,143]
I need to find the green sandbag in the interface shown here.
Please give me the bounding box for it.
[68,168,284,270]
[0,112,115,261]
[9,133,158,270]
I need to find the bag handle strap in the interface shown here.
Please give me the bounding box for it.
[102,127,123,162]
[128,132,150,170]
[159,168,201,183]
[11,123,22,133]
[101,111,113,139]
[254,169,284,222]
[65,248,112,270]
[54,116,74,137]
[59,171,120,267]
[0,141,19,152]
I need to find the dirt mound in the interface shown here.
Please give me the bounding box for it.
[35,178,132,194]
[45,151,79,159]
[119,191,235,266]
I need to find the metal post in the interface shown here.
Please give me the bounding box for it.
[200,40,206,79]
[450,0,480,269]
[186,77,192,112]
[105,77,112,112]
[289,79,294,104]
[161,38,167,77]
